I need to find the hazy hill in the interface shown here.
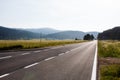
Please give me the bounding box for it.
[98,27,120,40]
[0,26,99,40]
[45,31,85,39]
[25,28,60,34]
[45,31,99,40]
[0,26,41,40]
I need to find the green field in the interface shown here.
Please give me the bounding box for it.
[98,40,120,58]
[98,40,120,80]
[0,39,85,50]
[100,65,120,80]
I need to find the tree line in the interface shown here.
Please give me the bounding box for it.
[98,27,120,40]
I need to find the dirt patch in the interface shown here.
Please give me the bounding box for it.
[97,57,120,80]
[99,57,120,65]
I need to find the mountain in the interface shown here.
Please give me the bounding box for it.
[45,31,85,39]
[25,28,60,34]
[45,31,99,40]
[22,27,99,40]
[98,27,120,40]
[0,26,41,40]
[0,26,99,40]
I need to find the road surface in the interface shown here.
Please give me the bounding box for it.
[0,40,97,80]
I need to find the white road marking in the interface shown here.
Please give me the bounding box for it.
[65,51,70,53]
[43,49,49,51]
[91,41,97,80]
[51,47,61,49]
[0,56,12,60]
[0,73,10,78]
[24,63,39,69]
[51,47,58,49]
[44,57,55,61]
[58,53,65,56]
[34,51,41,53]
[71,47,81,51]
[21,52,30,55]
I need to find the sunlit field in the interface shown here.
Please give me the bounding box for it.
[98,40,120,80]
[0,39,85,50]
[98,40,120,58]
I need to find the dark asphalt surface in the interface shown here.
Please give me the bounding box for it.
[0,41,97,80]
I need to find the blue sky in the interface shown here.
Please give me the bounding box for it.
[0,0,120,32]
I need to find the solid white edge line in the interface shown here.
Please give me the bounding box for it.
[24,63,39,69]
[0,73,10,78]
[0,56,12,59]
[91,41,97,80]
[44,57,55,61]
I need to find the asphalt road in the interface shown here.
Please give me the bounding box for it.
[0,40,97,80]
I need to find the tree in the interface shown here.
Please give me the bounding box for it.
[90,34,94,40]
[83,34,94,40]
[75,38,78,40]
[98,27,120,40]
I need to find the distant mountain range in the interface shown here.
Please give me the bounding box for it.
[25,28,60,34]
[24,28,99,39]
[0,26,99,40]
[0,26,41,40]
[45,31,85,39]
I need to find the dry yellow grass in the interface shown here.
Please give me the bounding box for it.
[0,39,85,50]
[98,40,120,58]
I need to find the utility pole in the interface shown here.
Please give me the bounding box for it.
[40,33,42,43]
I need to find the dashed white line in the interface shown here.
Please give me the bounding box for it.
[34,51,41,53]
[0,56,12,60]
[71,47,80,51]
[0,73,10,78]
[21,52,30,55]
[43,49,49,51]
[44,57,55,61]
[24,63,39,69]
[58,53,65,56]
[65,51,70,53]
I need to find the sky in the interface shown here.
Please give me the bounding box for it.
[0,0,120,32]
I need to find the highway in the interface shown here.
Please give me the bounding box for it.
[0,41,97,80]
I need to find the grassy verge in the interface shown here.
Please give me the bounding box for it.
[0,39,85,50]
[100,65,120,80]
[98,40,120,58]
[98,40,120,80]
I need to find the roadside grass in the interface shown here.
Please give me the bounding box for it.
[100,65,120,80]
[98,40,120,58]
[0,39,85,50]
[98,40,120,80]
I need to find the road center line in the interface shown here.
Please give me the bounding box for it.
[43,49,49,51]
[65,51,70,53]
[21,52,30,55]
[24,63,39,69]
[34,51,41,53]
[58,53,65,56]
[0,73,10,78]
[0,56,12,60]
[44,57,55,61]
